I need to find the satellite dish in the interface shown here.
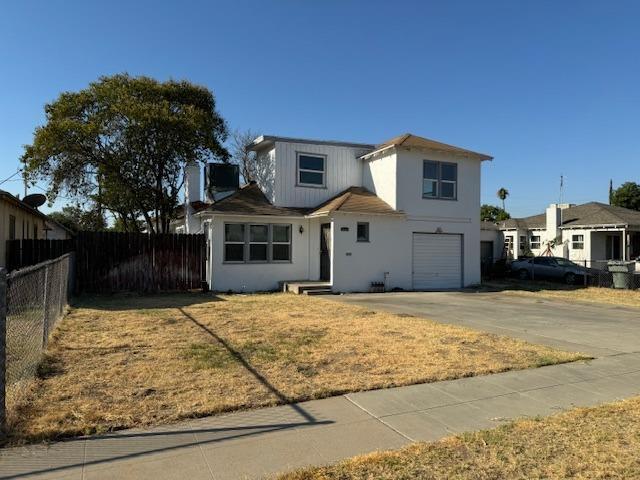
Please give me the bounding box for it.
[23,193,46,208]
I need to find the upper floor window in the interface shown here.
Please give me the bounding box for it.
[422,160,457,200]
[297,153,326,187]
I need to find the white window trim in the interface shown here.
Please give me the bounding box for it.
[296,152,326,188]
[422,160,458,200]
[248,224,269,263]
[224,222,293,264]
[530,235,541,250]
[572,234,584,250]
[271,224,292,263]
[224,223,246,263]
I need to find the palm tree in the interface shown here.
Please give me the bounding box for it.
[497,187,509,211]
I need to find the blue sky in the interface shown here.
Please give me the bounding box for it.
[1,0,639,216]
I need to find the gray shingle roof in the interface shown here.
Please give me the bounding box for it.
[500,202,640,230]
[200,183,308,217]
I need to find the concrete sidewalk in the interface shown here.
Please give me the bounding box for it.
[2,352,640,480]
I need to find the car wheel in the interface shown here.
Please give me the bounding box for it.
[564,272,576,285]
[518,269,529,280]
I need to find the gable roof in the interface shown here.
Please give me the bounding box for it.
[249,135,375,152]
[199,183,307,217]
[307,186,403,217]
[500,202,640,230]
[0,189,48,221]
[363,133,493,161]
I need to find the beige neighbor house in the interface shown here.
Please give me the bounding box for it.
[486,202,640,268]
[0,189,48,268]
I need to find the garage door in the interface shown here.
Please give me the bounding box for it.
[412,233,462,289]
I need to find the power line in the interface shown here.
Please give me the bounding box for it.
[0,169,22,187]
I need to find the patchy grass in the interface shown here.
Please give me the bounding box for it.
[8,293,584,444]
[280,396,640,480]
[513,286,640,309]
[484,279,640,308]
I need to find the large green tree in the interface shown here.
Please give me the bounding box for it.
[610,182,640,211]
[481,204,511,222]
[48,205,107,232]
[22,74,229,233]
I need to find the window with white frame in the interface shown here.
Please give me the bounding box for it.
[249,224,269,261]
[530,235,541,250]
[224,223,245,262]
[572,234,584,250]
[422,160,457,199]
[271,224,292,261]
[297,153,326,187]
[224,223,292,263]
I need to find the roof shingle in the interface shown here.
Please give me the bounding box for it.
[308,187,403,217]
[373,133,493,161]
[500,202,640,230]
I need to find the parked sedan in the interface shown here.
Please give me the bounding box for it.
[511,256,591,285]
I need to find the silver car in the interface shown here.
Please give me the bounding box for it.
[511,256,591,285]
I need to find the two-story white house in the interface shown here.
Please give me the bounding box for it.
[177,133,492,293]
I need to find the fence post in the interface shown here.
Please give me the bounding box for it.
[0,268,7,436]
[42,263,49,348]
[584,260,588,287]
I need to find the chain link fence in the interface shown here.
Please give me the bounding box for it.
[0,253,74,431]
[580,259,640,290]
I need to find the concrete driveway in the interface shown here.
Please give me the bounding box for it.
[331,291,640,357]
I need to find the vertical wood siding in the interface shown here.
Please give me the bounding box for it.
[274,142,370,207]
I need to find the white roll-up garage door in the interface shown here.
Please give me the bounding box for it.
[412,233,462,290]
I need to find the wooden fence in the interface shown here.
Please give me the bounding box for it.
[6,239,75,272]
[6,232,207,293]
[75,232,207,293]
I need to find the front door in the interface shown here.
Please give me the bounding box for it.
[606,234,622,260]
[320,223,331,281]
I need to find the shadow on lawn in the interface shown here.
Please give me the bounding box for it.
[72,291,225,311]
[3,302,329,479]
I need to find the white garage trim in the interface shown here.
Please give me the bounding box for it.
[412,233,463,290]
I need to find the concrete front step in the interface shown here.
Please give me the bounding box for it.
[282,281,332,295]
[303,288,334,296]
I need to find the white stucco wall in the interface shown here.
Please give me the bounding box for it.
[480,228,503,261]
[362,152,397,209]
[392,148,482,286]
[330,213,410,292]
[208,214,324,292]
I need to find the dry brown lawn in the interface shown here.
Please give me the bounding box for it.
[10,293,583,444]
[280,396,640,480]
[507,286,640,309]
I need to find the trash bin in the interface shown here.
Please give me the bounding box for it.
[607,261,636,289]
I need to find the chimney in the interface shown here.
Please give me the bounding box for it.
[546,203,562,242]
[184,162,201,204]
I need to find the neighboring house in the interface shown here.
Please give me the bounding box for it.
[492,202,640,266]
[44,217,75,240]
[0,189,48,268]
[174,133,492,292]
